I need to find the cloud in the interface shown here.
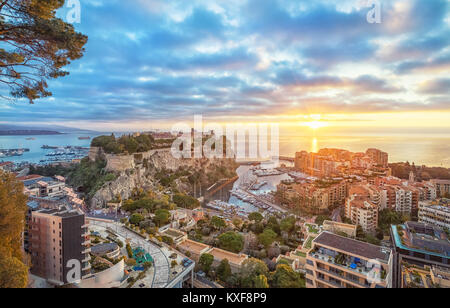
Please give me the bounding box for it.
[1,0,449,127]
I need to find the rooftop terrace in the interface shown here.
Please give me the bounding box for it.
[313,231,391,262]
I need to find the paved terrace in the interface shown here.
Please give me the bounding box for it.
[209,247,248,266]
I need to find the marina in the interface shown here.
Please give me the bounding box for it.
[0,133,98,164]
[0,148,30,158]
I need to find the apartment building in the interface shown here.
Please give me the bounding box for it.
[345,194,378,233]
[278,179,348,212]
[366,148,389,167]
[393,186,413,215]
[401,264,450,288]
[431,179,450,197]
[390,222,450,288]
[418,199,450,229]
[305,232,392,288]
[21,175,66,199]
[29,206,91,285]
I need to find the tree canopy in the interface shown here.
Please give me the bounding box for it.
[216,259,232,282]
[248,212,263,223]
[0,170,28,288]
[0,0,87,103]
[271,264,305,288]
[218,231,244,253]
[258,228,277,248]
[199,253,214,274]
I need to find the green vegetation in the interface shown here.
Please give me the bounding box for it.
[248,212,264,223]
[258,228,278,248]
[126,243,133,258]
[253,274,269,288]
[280,216,296,233]
[315,215,331,226]
[129,213,144,225]
[155,168,190,187]
[390,162,450,180]
[216,259,232,282]
[304,236,314,249]
[0,0,87,103]
[218,232,244,253]
[240,258,269,288]
[173,193,200,209]
[154,209,170,227]
[91,134,157,154]
[0,171,28,288]
[271,264,305,288]
[211,216,227,230]
[30,157,117,200]
[378,209,409,236]
[199,253,214,274]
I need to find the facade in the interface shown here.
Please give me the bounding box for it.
[177,239,248,273]
[345,195,378,233]
[0,161,14,172]
[366,148,389,167]
[278,179,348,212]
[322,220,357,238]
[418,199,450,230]
[390,222,450,288]
[305,232,392,288]
[22,176,66,199]
[431,179,450,198]
[29,207,91,285]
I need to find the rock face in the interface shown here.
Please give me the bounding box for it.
[89,147,237,208]
[90,167,155,208]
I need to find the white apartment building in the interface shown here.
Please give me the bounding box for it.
[393,186,413,215]
[418,200,450,230]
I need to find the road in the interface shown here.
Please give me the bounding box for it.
[88,219,170,288]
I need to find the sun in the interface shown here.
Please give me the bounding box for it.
[305,120,327,130]
[299,115,328,130]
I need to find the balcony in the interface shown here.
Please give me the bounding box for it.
[310,251,385,286]
[316,276,345,288]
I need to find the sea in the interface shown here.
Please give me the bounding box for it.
[1,132,449,167]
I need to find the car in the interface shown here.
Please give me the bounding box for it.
[139,283,146,288]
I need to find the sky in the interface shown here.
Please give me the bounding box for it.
[0,0,449,132]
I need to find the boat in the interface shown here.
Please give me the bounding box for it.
[26,137,36,140]
[78,136,91,140]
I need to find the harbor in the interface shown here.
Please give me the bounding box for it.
[0,148,30,158]
[0,133,97,164]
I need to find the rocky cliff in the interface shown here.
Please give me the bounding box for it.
[89,147,237,208]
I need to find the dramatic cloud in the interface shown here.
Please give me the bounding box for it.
[0,0,449,128]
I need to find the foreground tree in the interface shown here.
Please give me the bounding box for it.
[271,264,305,288]
[216,259,232,282]
[239,258,269,288]
[198,253,214,274]
[0,170,28,288]
[0,0,88,103]
[254,274,269,288]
